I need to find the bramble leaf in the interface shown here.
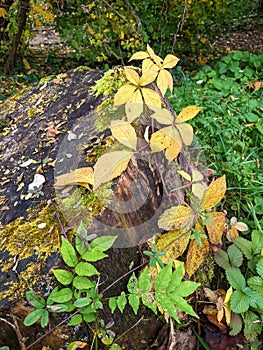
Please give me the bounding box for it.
[230,290,250,313]
[233,237,253,260]
[252,230,263,255]
[110,120,137,150]
[227,244,243,268]
[94,151,133,189]
[214,248,231,269]
[226,267,246,290]
[201,175,226,210]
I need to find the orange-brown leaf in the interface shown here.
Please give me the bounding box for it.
[206,212,226,245]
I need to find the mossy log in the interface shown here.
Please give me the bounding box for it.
[0,68,173,349]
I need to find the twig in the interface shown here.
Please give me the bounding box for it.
[172,0,188,53]
[0,315,26,350]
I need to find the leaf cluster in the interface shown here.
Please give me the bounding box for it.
[108,262,200,323]
[214,230,263,340]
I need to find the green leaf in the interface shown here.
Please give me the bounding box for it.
[24,309,45,326]
[67,341,87,350]
[83,312,97,323]
[127,273,138,293]
[94,151,133,189]
[243,287,263,309]
[128,294,140,314]
[244,311,262,340]
[61,237,78,267]
[229,313,243,336]
[166,264,184,292]
[25,291,45,308]
[109,297,117,313]
[49,288,73,303]
[247,276,263,293]
[156,293,179,323]
[53,269,74,285]
[173,281,200,297]
[214,248,231,269]
[109,344,122,350]
[67,313,83,326]
[74,297,92,308]
[227,244,243,268]
[233,237,253,260]
[252,230,263,255]
[73,276,94,290]
[40,310,49,328]
[141,293,157,314]
[226,267,246,290]
[230,290,250,313]
[138,267,151,292]
[256,259,263,278]
[117,292,127,313]
[170,293,198,318]
[154,261,173,292]
[90,236,117,251]
[75,262,99,276]
[81,249,108,262]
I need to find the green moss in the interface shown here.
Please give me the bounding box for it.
[0,204,64,300]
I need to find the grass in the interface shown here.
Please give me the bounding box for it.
[169,51,263,231]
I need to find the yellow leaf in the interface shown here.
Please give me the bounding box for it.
[156,230,191,263]
[94,151,133,189]
[146,44,162,66]
[156,69,173,96]
[206,212,226,244]
[131,89,144,104]
[224,287,233,325]
[141,88,161,108]
[139,69,158,86]
[114,84,137,105]
[177,106,203,123]
[192,170,207,200]
[185,222,210,277]
[162,54,180,69]
[125,102,143,122]
[125,67,140,85]
[175,123,193,145]
[129,51,149,61]
[142,58,155,73]
[110,120,137,150]
[201,175,226,210]
[226,226,239,242]
[178,170,192,182]
[152,108,174,125]
[0,7,7,17]
[165,139,181,162]
[54,167,94,189]
[158,205,194,231]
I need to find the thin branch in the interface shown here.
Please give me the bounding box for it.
[0,315,26,350]
[172,0,188,53]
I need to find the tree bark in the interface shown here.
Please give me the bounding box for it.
[4,0,30,74]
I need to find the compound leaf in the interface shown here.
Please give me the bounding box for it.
[154,261,173,291]
[128,294,140,314]
[230,290,250,313]
[226,267,246,290]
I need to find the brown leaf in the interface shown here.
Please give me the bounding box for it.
[206,212,226,244]
[54,167,94,189]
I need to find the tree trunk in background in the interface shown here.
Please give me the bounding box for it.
[4,0,30,74]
